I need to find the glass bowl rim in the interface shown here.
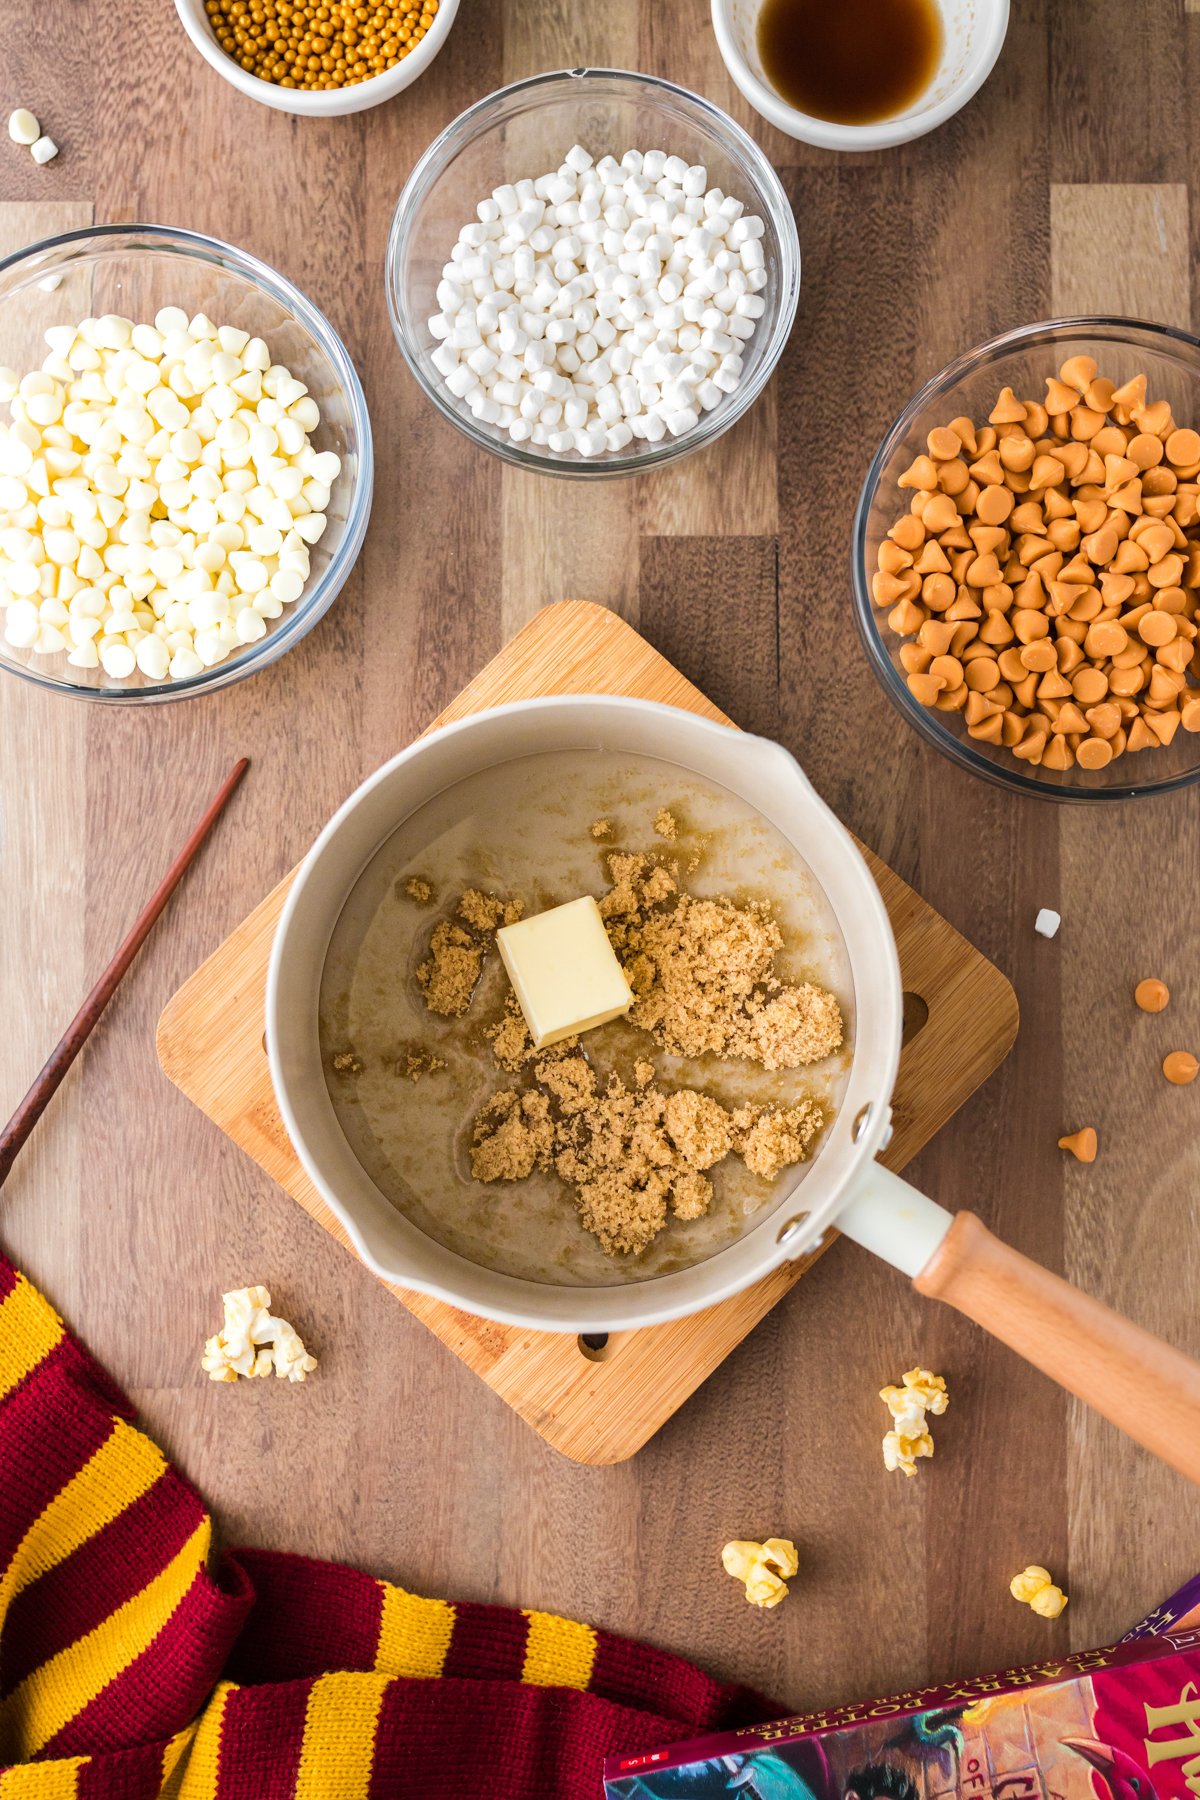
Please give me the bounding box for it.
[851,313,1200,802]
[0,220,374,704]
[385,65,801,480]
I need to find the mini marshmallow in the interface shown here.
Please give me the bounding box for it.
[425,145,768,457]
[30,135,58,164]
[1034,909,1061,939]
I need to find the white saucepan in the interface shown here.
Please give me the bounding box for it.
[267,697,1200,1484]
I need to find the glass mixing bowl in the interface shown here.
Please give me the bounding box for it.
[385,67,801,479]
[0,224,372,703]
[852,318,1200,800]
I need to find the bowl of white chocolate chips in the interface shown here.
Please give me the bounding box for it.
[0,223,372,699]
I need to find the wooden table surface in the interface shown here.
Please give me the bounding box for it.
[2,0,1198,1725]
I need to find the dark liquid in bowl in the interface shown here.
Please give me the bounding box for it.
[757,0,943,125]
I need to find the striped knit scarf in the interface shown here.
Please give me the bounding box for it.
[0,1254,774,1797]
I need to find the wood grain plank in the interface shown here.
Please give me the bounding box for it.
[639,535,779,735]
[1051,9,1188,183]
[0,200,94,1328]
[1051,184,1189,322]
[502,473,639,635]
[1050,181,1200,1648]
[497,0,642,636]
[638,390,779,538]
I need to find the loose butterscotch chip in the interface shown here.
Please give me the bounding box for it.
[1134,977,1170,1013]
[1058,1127,1097,1163]
[1163,1051,1199,1086]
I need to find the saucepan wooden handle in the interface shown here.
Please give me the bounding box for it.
[915,1211,1200,1487]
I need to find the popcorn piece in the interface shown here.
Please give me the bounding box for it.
[882,1428,934,1477]
[900,1367,948,1415]
[201,1285,318,1385]
[1011,1564,1068,1618]
[1034,908,1061,939]
[1031,1583,1069,1620]
[879,1366,947,1475]
[721,1537,798,1608]
[270,1319,319,1383]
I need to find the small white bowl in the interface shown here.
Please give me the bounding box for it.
[172,0,460,117]
[711,0,1008,151]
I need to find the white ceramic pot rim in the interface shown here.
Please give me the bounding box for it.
[710,0,1010,151]
[172,0,460,116]
[266,696,907,1332]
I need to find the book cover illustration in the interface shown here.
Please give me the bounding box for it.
[606,1630,1200,1800]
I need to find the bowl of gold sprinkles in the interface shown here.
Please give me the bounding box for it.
[172,0,459,115]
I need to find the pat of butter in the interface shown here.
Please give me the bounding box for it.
[497,896,634,1050]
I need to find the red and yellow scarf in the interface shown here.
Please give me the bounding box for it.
[0,1256,773,1797]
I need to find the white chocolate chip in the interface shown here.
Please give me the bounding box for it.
[0,312,341,683]
[7,108,39,146]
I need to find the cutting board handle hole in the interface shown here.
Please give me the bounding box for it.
[902,991,929,1045]
[578,1333,610,1361]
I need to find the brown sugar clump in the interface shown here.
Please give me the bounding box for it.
[470,1090,555,1183]
[458,888,522,933]
[597,852,646,922]
[332,1051,362,1074]
[590,818,612,839]
[732,1101,824,1179]
[470,1053,825,1258]
[653,808,678,840]
[663,1089,732,1169]
[738,988,846,1070]
[487,996,579,1072]
[404,876,433,903]
[397,1047,447,1082]
[599,856,843,1070]
[418,921,484,1017]
[417,889,523,1019]
[633,1059,655,1089]
[535,1053,597,1116]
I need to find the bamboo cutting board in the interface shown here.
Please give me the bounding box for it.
[157,601,1018,1464]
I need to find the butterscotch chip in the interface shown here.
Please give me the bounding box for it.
[1057,1127,1097,1163]
[1134,977,1170,1013]
[1167,427,1200,466]
[1076,736,1113,770]
[1163,1051,1199,1086]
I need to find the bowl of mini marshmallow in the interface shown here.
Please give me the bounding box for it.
[0,223,372,700]
[386,68,801,475]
